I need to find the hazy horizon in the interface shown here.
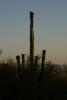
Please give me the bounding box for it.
[0,0,67,64]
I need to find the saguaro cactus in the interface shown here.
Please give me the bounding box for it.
[30,11,34,65]
[35,56,39,64]
[16,55,21,70]
[16,55,21,79]
[41,50,46,68]
[39,50,46,82]
[21,54,25,71]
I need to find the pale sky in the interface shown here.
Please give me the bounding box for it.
[0,0,67,64]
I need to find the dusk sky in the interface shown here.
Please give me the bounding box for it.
[0,0,67,64]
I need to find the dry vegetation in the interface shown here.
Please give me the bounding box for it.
[0,59,67,100]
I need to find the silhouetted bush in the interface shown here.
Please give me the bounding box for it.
[0,61,67,100]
